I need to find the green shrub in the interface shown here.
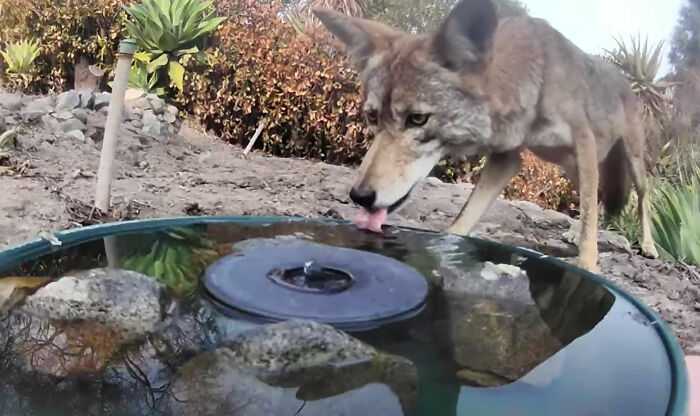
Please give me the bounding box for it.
[0,0,127,93]
[174,1,369,164]
[652,170,700,265]
[123,0,225,93]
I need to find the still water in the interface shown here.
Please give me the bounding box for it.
[0,220,673,415]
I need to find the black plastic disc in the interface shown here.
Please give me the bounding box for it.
[202,240,429,331]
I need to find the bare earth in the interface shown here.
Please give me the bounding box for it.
[0,120,698,354]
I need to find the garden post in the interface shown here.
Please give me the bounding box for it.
[95,39,138,212]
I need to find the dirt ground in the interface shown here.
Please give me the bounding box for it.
[0,119,698,354]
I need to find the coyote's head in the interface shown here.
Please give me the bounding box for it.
[314,0,498,221]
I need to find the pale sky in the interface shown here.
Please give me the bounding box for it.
[522,0,685,76]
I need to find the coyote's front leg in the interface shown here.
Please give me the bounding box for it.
[448,151,522,236]
[574,128,600,273]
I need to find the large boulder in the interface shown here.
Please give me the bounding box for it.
[168,320,418,416]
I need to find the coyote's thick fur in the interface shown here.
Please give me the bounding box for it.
[314,0,658,271]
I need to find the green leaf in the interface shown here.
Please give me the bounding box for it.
[174,46,199,57]
[147,53,169,73]
[168,60,185,92]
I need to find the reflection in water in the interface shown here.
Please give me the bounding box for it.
[0,221,673,416]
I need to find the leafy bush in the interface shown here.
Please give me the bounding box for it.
[0,0,127,93]
[504,151,576,212]
[175,1,368,163]
[123,0,225,92]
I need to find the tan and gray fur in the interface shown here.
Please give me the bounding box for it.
[314,0,658,272]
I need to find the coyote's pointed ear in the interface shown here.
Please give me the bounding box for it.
[313,8,400,71]
[433,0,498,70]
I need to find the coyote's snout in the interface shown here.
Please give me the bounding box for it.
[314,0,659,271]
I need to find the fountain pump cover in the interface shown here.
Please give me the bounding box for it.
[203,240,429,331]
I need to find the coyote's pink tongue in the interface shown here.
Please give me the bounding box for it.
[353,208,388,233]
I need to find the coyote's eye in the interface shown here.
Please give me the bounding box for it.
[366,110,379,125]
[406,113,431,128]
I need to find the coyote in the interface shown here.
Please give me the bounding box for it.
[314,0,658,272]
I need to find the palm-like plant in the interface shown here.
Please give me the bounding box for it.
[284,0,375,35]
[604,35,675,119]
[123,0,225,92]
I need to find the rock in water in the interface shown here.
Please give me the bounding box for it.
[168,320,418,416]
[21,268,166,338]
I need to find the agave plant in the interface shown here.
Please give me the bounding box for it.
[283,0,373,34]
[0,39,40,75]
[604,35,675,120]
[123,0,225,92]
[652,170,700,266]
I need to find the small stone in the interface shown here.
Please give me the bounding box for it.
[124,88,145,102]
[21,97,54,122]
[166,104,178,117]
[55,90,81,112]
[59,118,87,133]
[163,111,177,124]
[142,110,163,137]
[93,92,111,110]
[146,93,164,112]
[53,111,74,120]
[40,115,60,131]
[0,93,23,111]
[64,130,85,142]
[71,108,89,124]
[86,112,107,129]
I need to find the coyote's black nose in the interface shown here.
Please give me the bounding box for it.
[350,187,376,210]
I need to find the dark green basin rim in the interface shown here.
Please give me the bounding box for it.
[0,215,689,416]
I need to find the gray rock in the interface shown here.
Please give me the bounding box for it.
[166,104,178,118]
[93,92,111,110]
[59,118,87,133]
[71,108,89,124]
[21,97,54,122]
[225,320,377,377]
[21,268,166,339]
[430,242,615,384]
[0,93,23,111]
[142,110,163,137]
[163,110,177,124]
[40,114,60,131]
[0,115,5,134]
[126,96,151,113]
[169,321,417,416]
[64,130,85,142]
[55,90,81,112]
[86,112,107,130]
[78,90,94,108]
[148,94,165,114]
